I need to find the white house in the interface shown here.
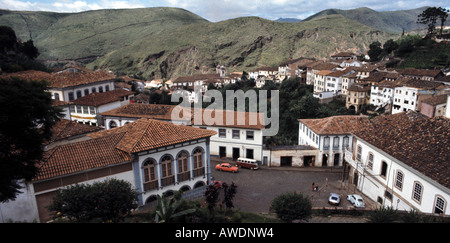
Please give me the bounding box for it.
[0,118,216,222]
[0,66,117,102]
[392,79,447,114]
[298,115,370,167]
[344,111,450,215]
[101,104,266,162]
[370,80,400,113]
[69,89,135,126]
[191,109,266,162]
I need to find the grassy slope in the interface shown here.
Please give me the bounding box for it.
[303,7,430,34]
[90,14,396,79]
[0,8,397,79]
[0,8,209,60]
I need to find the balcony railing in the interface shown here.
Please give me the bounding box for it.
[143,180,158,191]
[193,167,205,177]
[161,176,175,187]
[177,172,190,182]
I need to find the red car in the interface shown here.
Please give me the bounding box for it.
[210,180,223,189]
[215,163,239,173]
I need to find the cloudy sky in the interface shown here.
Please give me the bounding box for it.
[1,0,449,21]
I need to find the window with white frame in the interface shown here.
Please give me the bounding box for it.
[367,152,374,170]
[356,145,362,162]
[395,170,404,190]
[412,181,423,204]
[434,196,446,214]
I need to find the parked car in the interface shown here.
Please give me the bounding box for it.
[210,180,223,189]
[328,193,341,205]
[347,194,365,208]
[236,157,259,170]
[215,163,239,173]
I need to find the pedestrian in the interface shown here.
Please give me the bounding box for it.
[315,184,319,191]
[312,182,315,191]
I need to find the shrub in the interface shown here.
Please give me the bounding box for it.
[49,179,138,222]
[271,192,312,222]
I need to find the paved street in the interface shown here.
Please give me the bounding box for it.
[211,159,376,214]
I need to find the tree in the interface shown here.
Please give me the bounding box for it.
[155,194,196,223]
[417,7,449,37]
[368,41,383,61]
[49,179,139,222]
[204,184,220,220]
[0,78,61,202]
[383,39,399,55]
[271,192,312,222]
[222,182,237,210]
[0,26,17,53]
[19,40,40,60]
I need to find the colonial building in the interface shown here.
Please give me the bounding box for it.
[392,79,447,114]
[344,112,450,215]
[101,103,266,162]
[0,66,117,102]
[298,115,370,167]
[0,118,216,222]
[69,89,135,126]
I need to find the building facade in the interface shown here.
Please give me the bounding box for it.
[0,119,216,222]
[344,112,450,215]
[298,116,370,167]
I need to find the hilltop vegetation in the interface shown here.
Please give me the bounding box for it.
[0,7,402,79]
[303,6,441,34]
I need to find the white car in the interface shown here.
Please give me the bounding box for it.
[328,193,341,205]
[347,194,365,208]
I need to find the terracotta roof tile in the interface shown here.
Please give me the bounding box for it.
[100,103,191,122]
[0,67,116,88]
[299,115,370,135]
[44,119,102,146]
[38,118,216,181]
[72,89,135,107]
[38,133,132,181]
[89,118,217,153]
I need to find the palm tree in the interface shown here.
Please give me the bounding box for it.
[155,194,196,223]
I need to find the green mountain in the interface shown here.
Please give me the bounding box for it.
[303,7,436,34]
[0,7,398,79]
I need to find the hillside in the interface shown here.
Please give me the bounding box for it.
[0,8,208,62]
[89,14,396,79]
[0,7,397,79]
[303,7,433,34]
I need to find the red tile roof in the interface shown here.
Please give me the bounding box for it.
[38,118,216,181]
[44,119,102,146]
[299,115,370,135]
[72,89,135,107]
[89,118,217,154]
[38,133,132,181]
[100,103,192,122]
[0,67,116,88]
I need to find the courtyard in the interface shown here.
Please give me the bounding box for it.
[210,159,377,214]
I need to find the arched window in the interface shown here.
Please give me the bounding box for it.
[381,161,388,178]
[367,152,374,170]
[177,151,190,182]
[434,196,446,214]
[109,121,118,129]
[193,148,204,177]
[395,170,404,190]
[412,181,423,204]
[356,145,362,162]
[143,159,157,191]
[161,155,174,186]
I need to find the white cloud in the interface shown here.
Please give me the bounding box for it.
[1,0,448,21]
